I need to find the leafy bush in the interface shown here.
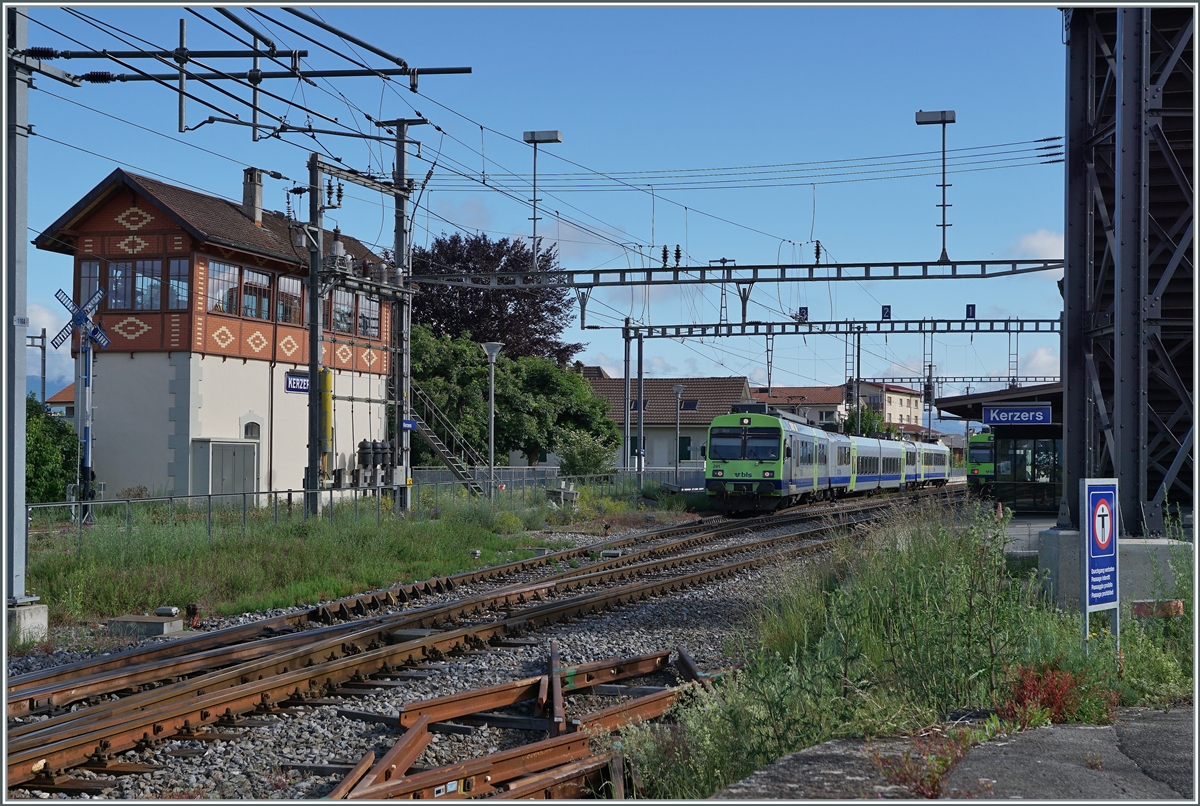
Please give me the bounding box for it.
[26,393,77,504]
[556,429,618,477]
[492,511,524,535]
[995,658,1118,726]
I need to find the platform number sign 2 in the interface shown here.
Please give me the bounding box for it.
[1081,478,1119,654]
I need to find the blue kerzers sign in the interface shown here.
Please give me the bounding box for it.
[982,404,1052,425]
[284,372,309,394]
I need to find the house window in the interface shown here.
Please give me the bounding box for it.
[277,276,303,324]
[208,261,239,313]
[167,259,189,310]
[680,400,699,411]
[132,260,162,310]
[678,436,691,461]
[357,295,380,338]
[887,396,893,405]
[330,289,354,333]
[80,260,100,304]
[630,400,648,411]
[108,261,133,309]
[241,269,271,320]
[244,422,260,440]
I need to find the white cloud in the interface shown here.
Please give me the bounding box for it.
[25,302,74,393]
[590,351,623,378]
[1020,345,1059,376]
[1013,229,1064,259]
[646,355,678,376]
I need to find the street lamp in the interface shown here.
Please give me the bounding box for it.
[915,109,956,263]
[482,342,504,500]
[673,384,685,485]
[523,130,562,273]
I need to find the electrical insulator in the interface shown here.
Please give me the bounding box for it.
[336,181,344,207]
[357,439,372,469]
[674,245,682,267]
[81,71,119,84]
[326,177,334,206]
[814,241,821,265]
[25,47,56,60]
[662,245,668,268]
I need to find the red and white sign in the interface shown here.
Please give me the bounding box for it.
[1092,497,1112,550]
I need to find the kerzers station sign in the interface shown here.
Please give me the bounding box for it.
[982,404,1053,425]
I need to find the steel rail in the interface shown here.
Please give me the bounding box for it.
[9,488,958,729]
[7,490,964,785]
[7,500,840,717]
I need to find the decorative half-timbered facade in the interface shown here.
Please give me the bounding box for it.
[36,167,392,496]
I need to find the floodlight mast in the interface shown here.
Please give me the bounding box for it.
[523,131,562,272]
[916,110,956,263]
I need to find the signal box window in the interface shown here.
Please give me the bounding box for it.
[80,260,100,304]
[242,270,271,320]
[277,276,303,324]
[208,261,239,313]
[168,259,189,310]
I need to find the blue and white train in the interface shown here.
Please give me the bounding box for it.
[703,403,951,513]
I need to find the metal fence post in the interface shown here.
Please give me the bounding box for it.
[329,487,334,526]
[242,492,247,540]
[125,500,131,536]
[207,494,213,542]
[168,496,174,528]
[376,488,381,526]
[274,492,279,525]
[354,488,359,524]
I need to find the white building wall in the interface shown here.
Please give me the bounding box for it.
[90,351,388,496]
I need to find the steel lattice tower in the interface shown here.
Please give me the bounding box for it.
[1062,7,1194,535]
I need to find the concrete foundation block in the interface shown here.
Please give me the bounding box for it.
[8,604,49,643]
[1039,528,1192,613]
[107,615,184,637]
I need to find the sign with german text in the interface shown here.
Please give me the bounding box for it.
[284,372,309,394]
[1082,478,1119,612]
[982,404,1052,425]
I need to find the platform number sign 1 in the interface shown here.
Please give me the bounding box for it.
[965,304,976,319]
[1080,478,1119,655]
[52,287,109,519]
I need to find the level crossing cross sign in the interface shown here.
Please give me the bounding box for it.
[51,288,110,350]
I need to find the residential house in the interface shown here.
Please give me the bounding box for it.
[749,385,846,425]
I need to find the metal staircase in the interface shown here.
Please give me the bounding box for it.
[411,384,487,496]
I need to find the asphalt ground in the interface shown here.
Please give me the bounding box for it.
[715,707,1193,799]
[944,706,1194,800]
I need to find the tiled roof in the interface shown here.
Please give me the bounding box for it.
[35,168,380,268]
[587,376,751,426]
[574,364,612,380]
[46,383,74,405]
[751,385,845,406]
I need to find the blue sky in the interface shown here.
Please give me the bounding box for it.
[22,4,1067,425]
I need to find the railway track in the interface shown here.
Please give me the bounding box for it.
[7,485,966,797]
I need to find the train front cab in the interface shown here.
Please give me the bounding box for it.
[704,413,786,513]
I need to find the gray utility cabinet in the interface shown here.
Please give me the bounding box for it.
[190,439,258,496]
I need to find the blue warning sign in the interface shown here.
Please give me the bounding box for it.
[1082,480,1118,612]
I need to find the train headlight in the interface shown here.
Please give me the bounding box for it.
[713,469,724,477]
[972,469,978,474]
[762,470,774,478]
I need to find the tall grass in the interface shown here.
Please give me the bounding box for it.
[617,501,1194,798]
[27,505,559,622]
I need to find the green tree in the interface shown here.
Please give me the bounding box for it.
[842,405,900,439]
[409,326,617,468]
[26,393,77,503]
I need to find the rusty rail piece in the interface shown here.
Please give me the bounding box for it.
[348,714,431,797]
[7,496,870,720]
[331,652,699,801]
[7,516,719,703]
[8,493,962,787]
[548,640,565,736]
[491,752,615,800]
[323,751,375,800]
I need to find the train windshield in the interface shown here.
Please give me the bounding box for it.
[746,428,782,461]
[969,444,994,463]
[708,427,743,461]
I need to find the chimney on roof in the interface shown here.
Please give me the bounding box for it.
[243,167,263,226]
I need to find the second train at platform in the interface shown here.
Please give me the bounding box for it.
[703,404,951,513]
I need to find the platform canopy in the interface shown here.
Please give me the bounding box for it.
[935,383,1062,423]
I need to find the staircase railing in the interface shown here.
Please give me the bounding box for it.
[411,384,488,495]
